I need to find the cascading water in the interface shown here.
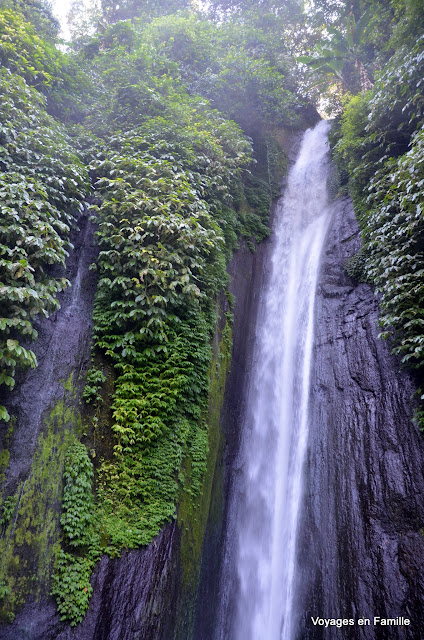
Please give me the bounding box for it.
[215,120,333,640]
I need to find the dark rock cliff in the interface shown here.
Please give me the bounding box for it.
[3,140,424,640]
[299,196,424,639]
[1,214,98,498]
[0,522,180,640]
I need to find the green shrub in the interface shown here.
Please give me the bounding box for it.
[51,551,95,626]
[60,441,95,547]
[332,37,424,369]
[0,69,89,420]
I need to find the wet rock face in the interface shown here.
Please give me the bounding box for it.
[0,523,179,640]
[1,214,98,496]
[60,522,180,640]
[299,197,424,639]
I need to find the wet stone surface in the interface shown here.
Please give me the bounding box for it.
[1,214,98,496]
[2,186,424,639]
[0,523,180,640]
[298,197,424,640]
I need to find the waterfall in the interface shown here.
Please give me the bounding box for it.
[215,120,333,640]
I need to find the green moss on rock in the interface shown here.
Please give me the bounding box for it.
[176,311,232,636]
[0,380,84,622]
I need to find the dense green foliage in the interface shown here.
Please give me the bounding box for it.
[293,1,424,424]
[300,0,424,104]
[0,15,89,421]
[301,0,424,380]
[51,551,94,626]
[317,0,424,433]
[76,12,304,135]
[2,0,423,628]
[0,0,59,40]
[51,439,99,625]
[89,115,245,547]
[60,440,94,546]
[331,35,424,368]
[0,8,87,118]
[0,0,308,625]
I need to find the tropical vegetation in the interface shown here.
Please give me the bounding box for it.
[0,0,308,624]
[0,0,423,626]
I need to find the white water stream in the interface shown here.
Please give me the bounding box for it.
[216,121,333,640]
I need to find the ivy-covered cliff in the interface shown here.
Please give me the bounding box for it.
[0,0,312,630]
[322,0,424,417]
[0,0,423,635]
